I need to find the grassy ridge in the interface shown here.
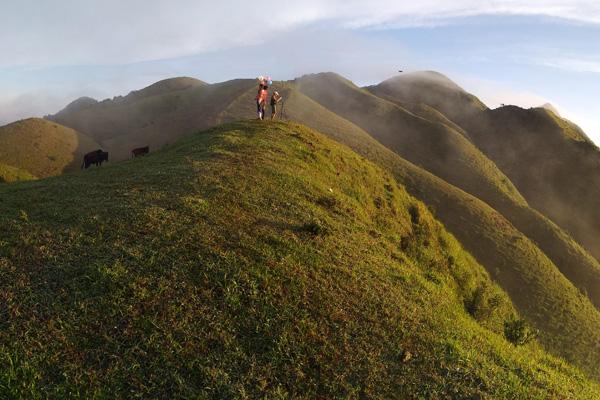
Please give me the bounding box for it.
[295,73,527,209]
[466,106,600,262]
[259,90,600,380]
[50,79,257,161]
[367,72,487,128]
[365,76,600,304]
[295,73,600,308]
[1,121,597,398]
[40,74,600,380]
[0,118,100,178]
[362,79,600,310]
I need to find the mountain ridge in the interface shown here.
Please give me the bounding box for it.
[26,71,600,382]
[1,120,598,397]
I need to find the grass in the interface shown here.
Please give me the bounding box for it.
[295,72,528,209]
[251,84,600,382]
[336,73,600,310]
[0,163,36,183]
[0,118,100,178]
[466,105,600,263]
[366,71,487,128]
[1,120,598,398]
[43,73,600,382]
[49,78,257,161]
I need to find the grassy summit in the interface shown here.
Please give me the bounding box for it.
[0,118,100,178]
[0,121,598,398]
[366,71,487,128]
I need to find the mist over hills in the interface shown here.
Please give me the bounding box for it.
[2,70,600,396]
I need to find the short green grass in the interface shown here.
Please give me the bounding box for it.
[291,75,600,380]
[0,121,598,398]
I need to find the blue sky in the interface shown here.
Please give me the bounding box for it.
[1,1,599,141]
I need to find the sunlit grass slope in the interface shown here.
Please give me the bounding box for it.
[0,163,36,183]
[0,118,100,178]
[1,121,597,398]
[294,73,600,313]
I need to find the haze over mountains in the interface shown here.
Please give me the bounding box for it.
[2,71,600,396]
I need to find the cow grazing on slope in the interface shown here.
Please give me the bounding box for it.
[82,150,109,169]
[131,146,150,158]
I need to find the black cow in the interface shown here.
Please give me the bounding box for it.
[131,146,149,158]
[82,149,109,169]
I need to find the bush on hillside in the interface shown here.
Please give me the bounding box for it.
[464,282,502,322]
[504,318,538,346]
[299,218,330,236]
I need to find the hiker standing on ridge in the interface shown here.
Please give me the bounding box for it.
[255,76,271,120]
[270,91,283,120]
[256,84,269,120]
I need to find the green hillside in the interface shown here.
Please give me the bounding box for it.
[345,74,600,309]
[295,73,526,209]
[49,78,256,160]
[465,106,600,262]
[367,71,487,128]
[0,163,36,183]
[1,121,598,398]
[42,74,600,378]
[248,84,600,380]
[0,118,101,178]
[367,73,600,265]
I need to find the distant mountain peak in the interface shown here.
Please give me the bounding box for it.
[385,70,464,91]
[63,96,98,112]
[127,77,207,100]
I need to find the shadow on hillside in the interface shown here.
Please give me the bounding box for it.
[63,132,104,174]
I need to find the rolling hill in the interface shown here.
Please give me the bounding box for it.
[42,73,600,381]
[0,118,101,178]
[366,71,487,129]
[294,73,600,310]
[49,77,253,160]
[368,72,600,264]
[1,121,598,398]
[466,106,600,262]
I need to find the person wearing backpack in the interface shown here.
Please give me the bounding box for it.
[270,91,283,120]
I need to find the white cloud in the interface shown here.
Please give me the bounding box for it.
[0,28,408,124]
[541,58,600,73]
[1,1,600,67]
